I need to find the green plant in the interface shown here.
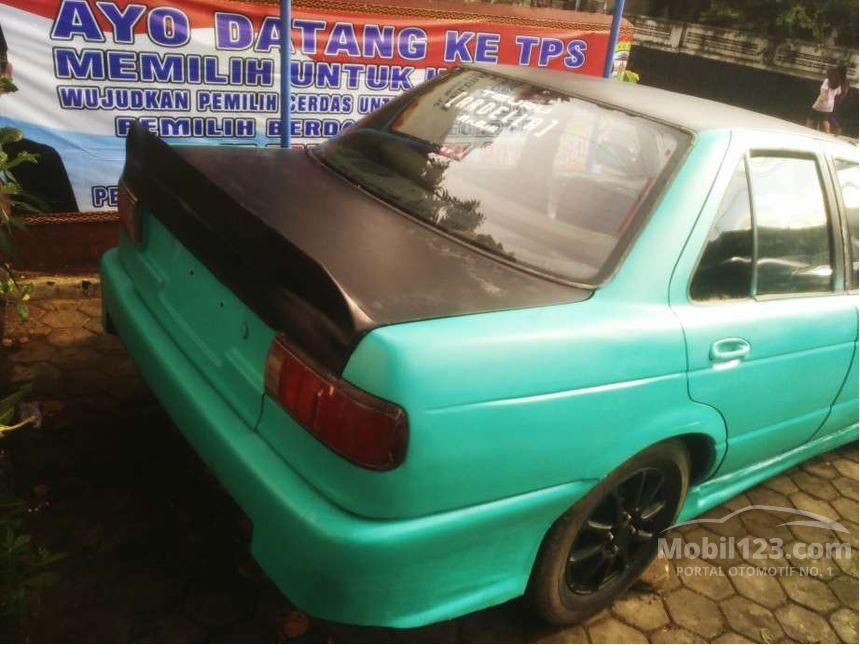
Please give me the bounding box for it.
[0,385,59,637]
[0,65,56,642]
[698,1,744,27]
[0,493,65,636]
[647,0,858,47]
[0,127,42,322]
[0,383,31,430]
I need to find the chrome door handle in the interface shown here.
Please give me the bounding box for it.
[710,338,751,363]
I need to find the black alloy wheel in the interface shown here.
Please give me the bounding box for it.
[527,439,690,625]
[566,467,668,594]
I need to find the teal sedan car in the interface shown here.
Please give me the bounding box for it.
[101,64,859,627]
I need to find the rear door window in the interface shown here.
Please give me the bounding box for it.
[747,155,833,296]
[833,158,859,289]
[691,153,839,302]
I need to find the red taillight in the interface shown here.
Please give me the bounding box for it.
[117,181,143,244]
[264,336,408,470]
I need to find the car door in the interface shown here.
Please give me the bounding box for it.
[669,135,857,476]
[811,153,860,439]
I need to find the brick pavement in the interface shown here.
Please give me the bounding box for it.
[2,275,857,643]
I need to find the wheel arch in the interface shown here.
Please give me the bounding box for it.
[526,436,695,623]
[674,432,721,484]
[614,401,727,486]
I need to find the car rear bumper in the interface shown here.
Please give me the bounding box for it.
[100,248,593,628]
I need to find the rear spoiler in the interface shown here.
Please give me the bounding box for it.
[121,122,372,375]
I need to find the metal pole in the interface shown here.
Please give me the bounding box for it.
[280,0,291,148]
[602,0,625,79]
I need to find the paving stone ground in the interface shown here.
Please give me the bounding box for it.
[2,275,858,643]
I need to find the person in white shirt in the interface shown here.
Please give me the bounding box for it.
[806,68,844,134]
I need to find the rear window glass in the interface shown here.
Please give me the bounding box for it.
[316,68,690,284]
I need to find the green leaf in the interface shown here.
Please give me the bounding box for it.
[9,534,31,551]
[0,128,23,145]
[14,302,28,321]
[33,550,66,567]
[22,572,60,588]
[14,188,50,213]
[8,200,42,214]
[5,151,39,170]
[0,77,18,93]
[8,217,30,232]
[0,496,25,513]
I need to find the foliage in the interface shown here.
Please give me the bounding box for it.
[0,494,65,635]
[0,126,43,321]
[0,387,59,636]
[0,384,31,429]
[0,71,44,321]
[697,1,743,27]
[0,61,55,643]
[646,0,858,47]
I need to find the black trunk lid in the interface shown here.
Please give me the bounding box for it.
[121,124,590,373]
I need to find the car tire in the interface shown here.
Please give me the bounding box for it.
[526,439,690,625]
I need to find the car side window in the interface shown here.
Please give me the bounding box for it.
[690,161,753,301]
[748,155,833,297]
[833,159,859,289]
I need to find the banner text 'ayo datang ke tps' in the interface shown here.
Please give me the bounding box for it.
[0,0,632,214]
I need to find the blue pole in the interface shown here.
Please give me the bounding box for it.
[280,0,291,147]
[602,0,625,79]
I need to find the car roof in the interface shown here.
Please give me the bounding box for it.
[470,63,839,143]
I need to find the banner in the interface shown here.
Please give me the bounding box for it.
[0,0,632,214]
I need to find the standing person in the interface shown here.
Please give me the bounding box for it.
[830,65,850,136]
[806,67,844,134]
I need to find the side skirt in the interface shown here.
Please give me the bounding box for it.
[678,423,858,522]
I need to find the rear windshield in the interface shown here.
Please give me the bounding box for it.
[316,68,691,284]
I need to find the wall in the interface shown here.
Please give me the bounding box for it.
[627,14,858,138]
[628,46,858,137]
[630,14,858,85]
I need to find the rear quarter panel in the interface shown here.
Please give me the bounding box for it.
[255,131,733,519]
